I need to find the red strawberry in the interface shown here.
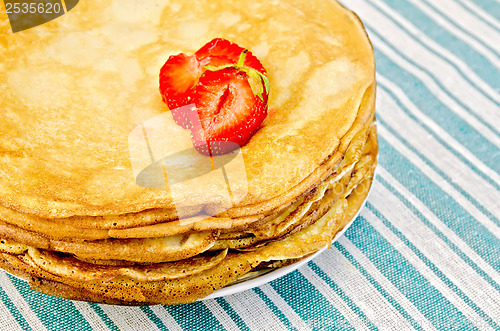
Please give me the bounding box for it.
[159,53,201,128]
[195,38,266,74]
[190,57,269,156]
[159,39,269,154]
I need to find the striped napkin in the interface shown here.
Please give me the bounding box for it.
[1,0,499,329]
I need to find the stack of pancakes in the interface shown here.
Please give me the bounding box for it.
[0,0,377,305]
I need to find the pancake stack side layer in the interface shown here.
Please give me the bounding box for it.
[0,0,377,305]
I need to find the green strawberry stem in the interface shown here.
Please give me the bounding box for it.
[237,50,248,67]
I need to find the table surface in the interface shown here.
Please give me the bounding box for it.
[1,0,499,330]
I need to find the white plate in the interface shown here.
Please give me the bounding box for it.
[202,180,374,300]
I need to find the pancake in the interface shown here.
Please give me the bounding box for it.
[0,239,228,282]
[212,126,377,251]
[0,123,376,265]
[0,173,375,305]
[0,105,374,244]
[0,126,377,304]
[0,81,375,241]
[0,122,375,264]
[0,0,377,304]
[0,0,375,219]
[0,221,219,263]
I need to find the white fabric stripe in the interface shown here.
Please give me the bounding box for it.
[378,126,500,239]
[97,306,160,331]
[370,182,500,322]
[310,251,416,331]
[368,33,500,149]
[0,300,23,331]
[338,238,438,331]
[407,0,500,68]
[455,0,500,30]
[225,290,288,331]
[0,272,48,331]
[361,206,496,331]
[149,306,184,331]
[71,302,110,331]
[377,88,500,219]
[299,265,373,331]
[378,167,500,287]
[421,0,500,54]
[203,300,242,331]
[349,0,500,128]
[367,0,500,105]
[259,283,312,331]
[377,75,500,186]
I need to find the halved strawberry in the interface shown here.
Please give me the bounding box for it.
[159,38,269,154]
[159,53,201,128]
[190,65,268,156]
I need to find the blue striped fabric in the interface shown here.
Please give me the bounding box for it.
[1,0,499,329]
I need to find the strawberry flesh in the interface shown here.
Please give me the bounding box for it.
[190,68,268,156]
[159,38,269,155]
[159,53,201,128]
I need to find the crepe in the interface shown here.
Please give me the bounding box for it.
[0,0,375,219]
[0,122,376,263]
[0,171,376,305]
[0,123,378,304]
[0,102,374,242]
[0,0,377,304]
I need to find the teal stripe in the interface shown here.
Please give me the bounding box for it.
[269,271,355,330]
[252,287,298,330]
[380,0,500,90]
[7,275,92,331]
[308,261,380,331]
[141,307,169,331]
[366,24,500,137]
[166,301,225,331]
[374,47,500,174]
[328,245,426,331]
[89,304,118,331]
[466,0,500,20]
[345,216,481,330]
[0,275,30,331]
[377,82,500,192]
[378,115,500,226]
[214,297,250,331]
[376,176,500,292]
[453,0,500,34]
[364,204,500,330]
[378,136,500,270]
[365,0,500,109]
[421,0,500,56]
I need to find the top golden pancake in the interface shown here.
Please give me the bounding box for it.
[0,0,375,219]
